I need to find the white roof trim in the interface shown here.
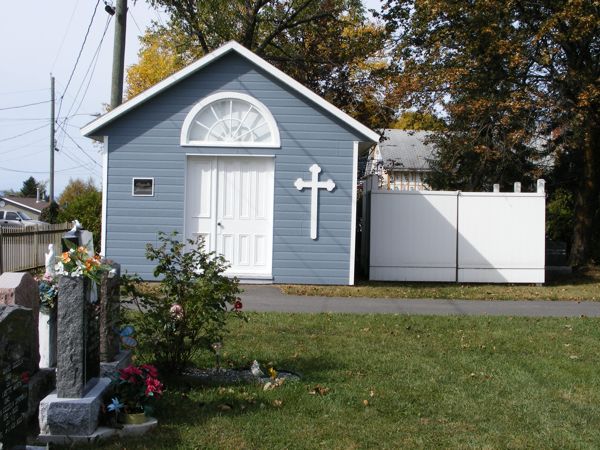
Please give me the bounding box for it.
[0,197,44,213]
[81,41,380,143]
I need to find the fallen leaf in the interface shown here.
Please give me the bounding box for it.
[217,403,232,411]
[308,385,330,396]
[569,355,579,360]
[369,389,375,398]
[363,399,369,406]
[273,399,283,407]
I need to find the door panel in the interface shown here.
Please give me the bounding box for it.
[186,156,273,277]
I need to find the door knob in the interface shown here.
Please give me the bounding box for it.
[217,222,223,227]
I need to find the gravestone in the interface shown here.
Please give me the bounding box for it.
[99,262,121,362]
[0,305,36,448]
[0,272,40,369]
[56,276,99,398]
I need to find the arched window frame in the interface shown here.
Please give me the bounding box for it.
[180,92,281,148]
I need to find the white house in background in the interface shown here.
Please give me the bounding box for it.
[0,196,49,220]
[367,130,435,191]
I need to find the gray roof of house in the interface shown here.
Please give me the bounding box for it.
[379,130,435,171]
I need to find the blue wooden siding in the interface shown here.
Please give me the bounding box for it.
[98,52,369,284]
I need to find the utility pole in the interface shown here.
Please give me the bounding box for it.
[110,0,127,108]
[49,74,55,203]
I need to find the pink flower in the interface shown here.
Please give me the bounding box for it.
[141,364,158,378]
[145,377,163,397]
[119,365,143,383]
[169,303,184,320]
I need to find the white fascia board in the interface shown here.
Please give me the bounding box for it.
[1,197,42,213]
[80,41,380,143]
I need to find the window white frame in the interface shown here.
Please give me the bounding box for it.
[132,177,155,197]
[180,92,281,148]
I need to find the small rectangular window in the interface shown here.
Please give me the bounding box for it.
[132,178,154,197]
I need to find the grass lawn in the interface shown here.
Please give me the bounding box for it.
[281,267,600,301]
[74,312,600,449]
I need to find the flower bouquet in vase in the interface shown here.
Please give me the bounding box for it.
[107,364,163,424]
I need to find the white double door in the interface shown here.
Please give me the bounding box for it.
[186,156,274,277]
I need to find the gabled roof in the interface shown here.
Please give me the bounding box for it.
[81,41,380,143]
[379,129,435,171]
[1,196,49,213]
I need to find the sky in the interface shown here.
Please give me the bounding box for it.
[0,0,381,197]
[0,0,165,196]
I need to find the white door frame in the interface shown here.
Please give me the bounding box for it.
[184,154,275,279]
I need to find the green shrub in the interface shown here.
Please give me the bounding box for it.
[121,232,243,374]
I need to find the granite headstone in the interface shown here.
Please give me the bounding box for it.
[56,276,100,398]
[0,305,36,448]
[99,262,121,362]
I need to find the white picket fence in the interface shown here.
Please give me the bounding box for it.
[0,223,72,273]
[363,176,546,283]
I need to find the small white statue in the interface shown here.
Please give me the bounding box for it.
[44,243,55,278]
[250,360,264,377]
[70,219,83,232]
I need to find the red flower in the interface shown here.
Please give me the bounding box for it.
[141,364,158,378]
[233,299,243,311]
[20,371,30,384]
[119,365,143,383]
[145,377,163,398]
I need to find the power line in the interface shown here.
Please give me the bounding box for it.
[0,163,92,174]
[56,0,101,121]
[0,100,50,111]
[128,8,142,33]
[62,15,112,123]
[51,0,80,72]
[0,137,47,155]
[57,125,102,168]
[0,124,47,143]
[0,88,47,96]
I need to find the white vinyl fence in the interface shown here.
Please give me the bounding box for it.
[0,223,72,273]
[364,177,545,283]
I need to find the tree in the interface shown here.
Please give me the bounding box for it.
[57,179,102,253]
[127,0,396,129]
[19,176,46,198]
[39,201,61,224]
[380,0,600,265]
[392,112,445,131]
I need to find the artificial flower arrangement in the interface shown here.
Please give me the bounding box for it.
[107,364,163,419]
[54,240,112,283]
[37,273,58,314]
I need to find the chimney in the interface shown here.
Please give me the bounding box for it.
[36,187,40,203]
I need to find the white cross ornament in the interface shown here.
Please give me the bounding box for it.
[294,164,335,239]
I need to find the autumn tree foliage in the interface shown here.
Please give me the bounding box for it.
[126,0,396,129]
[381,0,600,266]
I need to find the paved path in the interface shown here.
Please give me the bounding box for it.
[239,285,600,317]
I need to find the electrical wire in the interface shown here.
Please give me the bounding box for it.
[0,164,92,174]
[62,15,112,123]
[0,137,47,155]
[55,0,101,122]
[0,124,47,143]
[128,9,142,33]
[0,100,50,111]
[51,0,80,72]
[57,124,101,168]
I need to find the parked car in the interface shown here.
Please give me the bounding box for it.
[0,210,48,228]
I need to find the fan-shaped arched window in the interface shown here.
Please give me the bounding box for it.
[180,92,280,147]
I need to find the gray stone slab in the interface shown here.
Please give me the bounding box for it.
[99,263,121,362]
[0,305,36,448]
[100,350,131,378]
[38,377,110,436]
[56,276,100,398]
[0,272,40,368]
